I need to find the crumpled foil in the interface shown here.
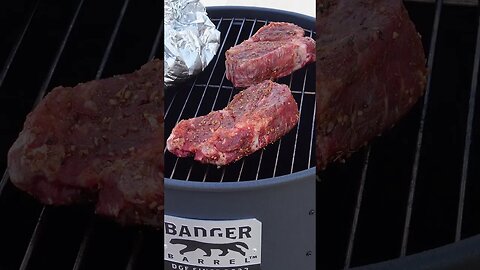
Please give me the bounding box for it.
[164,0,221,87]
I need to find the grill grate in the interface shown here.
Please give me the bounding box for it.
[318,1,480,269]
[164,17,316,182]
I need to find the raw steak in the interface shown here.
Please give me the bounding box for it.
[7,60,164,226]
[316,0,427,169]
[167,80,299,166]
[225,22,316,88]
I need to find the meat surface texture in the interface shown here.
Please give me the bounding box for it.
[316,0,427,169]
[167,80,299,166]
[225,22,316,88]
[7,60,164,226]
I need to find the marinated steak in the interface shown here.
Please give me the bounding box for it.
[7,60,164,226]
[167,80,299,166]
[225,22,316,88]
[316,0,427,169]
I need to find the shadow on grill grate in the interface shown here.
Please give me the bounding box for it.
[318,1,480,269]
[0,0,163,269]
[164,18,316,182]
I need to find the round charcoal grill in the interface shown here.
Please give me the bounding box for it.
[164,7,316,270]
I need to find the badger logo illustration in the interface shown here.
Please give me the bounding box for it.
[170,239,249,256]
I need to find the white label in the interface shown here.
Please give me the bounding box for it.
[164,215,262,270]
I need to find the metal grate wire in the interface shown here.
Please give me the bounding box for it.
[16,0,86,268]
[70,0,132,268]
[0,1,164,270]
[455,1,480,242]
[0,0,40,197]
[336,0,443,265]
[400,0,444,256]
[338,1,444,267]
[318,1,480,269]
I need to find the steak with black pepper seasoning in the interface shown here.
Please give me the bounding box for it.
[167,80,299,166]
[316,0,427,169]
[225,22,316,88]
[7,60,164,226]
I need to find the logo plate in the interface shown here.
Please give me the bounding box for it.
[164,215,262,270]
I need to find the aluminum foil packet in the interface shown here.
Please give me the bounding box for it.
[164,0,221,87]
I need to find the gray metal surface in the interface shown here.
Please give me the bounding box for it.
[164,7,316,270]
[353,234,480,270]
[165,167,316,270]
[406,0,477,5]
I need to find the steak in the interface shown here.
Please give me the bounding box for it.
[316,0,427,169]
[225,22,316,88]
[7,60,164,226]
[167,80,299,166]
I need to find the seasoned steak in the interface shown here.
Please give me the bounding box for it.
[7,60,164,226]
[316,0,427,169]
[225,22,316,88]
[167,80,299,166]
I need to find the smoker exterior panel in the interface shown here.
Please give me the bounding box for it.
[165,168,316,270]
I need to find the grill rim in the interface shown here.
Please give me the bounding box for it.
[165,167,315,191]
[352,234,480,270]
[164,6,316,183]
[206,5,316,29]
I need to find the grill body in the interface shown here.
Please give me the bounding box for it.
[164,7,316,270]
[166,169,316,270]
